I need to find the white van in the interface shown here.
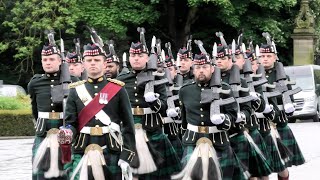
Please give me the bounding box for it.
[284,65,320,122]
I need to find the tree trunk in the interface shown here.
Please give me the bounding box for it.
[176,7,198,50]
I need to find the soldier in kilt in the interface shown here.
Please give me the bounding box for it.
[66,52,84,79]
[245,50,273,167]
[117,29,181,179]
[260,43,305,179]
[28,38,78,179]
[64,43,137,180]
[173,53,246,180]
[234,46,274,178]
[177,47,194,84]
[216,43,272,179]
[105,41,120,79]
[161,55,184,160]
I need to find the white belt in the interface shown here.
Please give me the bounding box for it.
[80,123,120,134]
[187,123,223,134]
[255,113,265,119]
[277,105,284,110]
[131,107,154,115]
[38,112,63,119]
[163,117,182,124]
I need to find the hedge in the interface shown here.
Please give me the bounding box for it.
[0,109,35,136]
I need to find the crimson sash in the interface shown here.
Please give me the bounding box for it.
[77,82,122,131]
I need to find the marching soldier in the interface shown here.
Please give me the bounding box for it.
[260,40,305,180]
[117,28,181,179]
[177,36,194,84]
[162,55,184,159]
[233,42,274,179]
[215,36,272,179]
[173,52,246,180]
[105,40,120,79]
[29,32,78,179]
[65,42,136,180]
[66,52,84,78]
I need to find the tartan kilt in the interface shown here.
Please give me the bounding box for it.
[229,132,250,170]
[248,129,273,176]
[277,124,305,167]
[144,130,182,178]
[169,137,184,160]
[163,122,184,160]
[260,132,286,172]
[71,149,122,180]
[218,146,247,180]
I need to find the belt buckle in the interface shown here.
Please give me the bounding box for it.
[90,125,103,136]
[49,112,60,119]
[133,107,144,115]
[198,126,209,133]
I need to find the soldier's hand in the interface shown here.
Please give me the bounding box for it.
[118,159,132,180]
[144,92,159,102]
[263,104,273,114]
[249,92,260,101]
[235,112,246,123]
[166,108,178,117]
[284,103,295,114]
[210,114,226,125]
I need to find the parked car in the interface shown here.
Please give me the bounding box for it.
[0,84,26,97]
[284,65,320,122]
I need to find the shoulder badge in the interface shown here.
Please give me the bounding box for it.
[107,78,125,86]
[68,80,86,89]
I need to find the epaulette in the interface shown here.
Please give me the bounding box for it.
[107,78,125,86]
[68,80,86,89]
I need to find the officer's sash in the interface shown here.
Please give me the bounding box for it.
[76,83,122,131]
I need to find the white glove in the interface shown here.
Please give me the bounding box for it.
[210,114,226,125]
[284,103,295,114]
[235,112,246,123]
[249,92,260,101]
[144,92,159,102]
[118,159,132,180]
[166,108,178,118]
[263,104,273,114]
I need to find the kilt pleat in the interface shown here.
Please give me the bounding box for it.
[277,125,305,167]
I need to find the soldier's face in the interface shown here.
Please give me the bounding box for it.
[129,53,148,70]
[193,64,214,83]
[41,54,61,73]
[105,62,119,78]
[251,60,258,74]
[234,54,245,70]
[83,55,106,77]
[68,63,84,77]
[216,56,232,71]
[261,53,276,69]
[168,66,177,80]
[180,58,193,74]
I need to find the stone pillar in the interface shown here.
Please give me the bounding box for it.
[291,0,317,65]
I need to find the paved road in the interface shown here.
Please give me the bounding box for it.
[0,122,319,180]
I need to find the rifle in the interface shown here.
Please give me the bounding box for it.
[201,66,235,115]
[121,52,129,74]
[274,61,301,105]
[74,38,88,80]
